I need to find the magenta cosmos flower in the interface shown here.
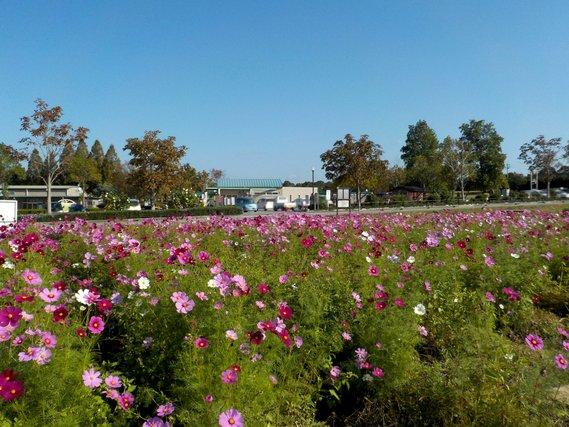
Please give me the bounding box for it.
[118,392,135,410]
[82,368,102,388]
[555,354,568,370]
[0,306,22,328]
[195,337,209,349]
[368,265,379,277]
[219,408,244,427]
[525,334,543,351]
[88,316,105,334]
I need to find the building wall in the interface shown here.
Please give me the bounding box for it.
[279,187,318,202]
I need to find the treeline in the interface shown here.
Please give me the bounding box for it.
[1,99,223,212]
[318,120,568,205]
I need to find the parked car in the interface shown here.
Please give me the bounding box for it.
[293,198,309,211]
[256,197,275,211]
[51,202,63,213]
[273,196,296,211]
[235,197,258,212]
[69,203,85,212]
[127,199,142,211]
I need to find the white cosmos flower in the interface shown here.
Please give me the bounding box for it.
[365,256,372,263]
[407,256,415,264]
[414,303,426,316]
[2,260,15,269]
[75,289,92,305]
[138,277,150,290]
[207,279,218,288]
[510,253,520,259]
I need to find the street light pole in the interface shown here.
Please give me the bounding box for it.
[311,167,315,211]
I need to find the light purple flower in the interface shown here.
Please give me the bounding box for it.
[105,375,122,389]
[555,353,567,370]
[219,408,244,427]
[157,402,175,416]
[83,368,102,388]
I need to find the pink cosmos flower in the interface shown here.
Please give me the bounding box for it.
[330,366,341,380]
[88,316,105,334]
[143,417,170,427]
[82,368,102,388]
[502,287,520,302]
[554,353,567,370]
[278,274,289,284]
[34,347,52,365]
[225,330,238,341]
[525,334,543,351]
[220,369,238,384]
[485,292,496,303]
[219,408,244,427]
[22,269,42,286]
[563,341,569,351]
[203,394,214,403]
[484,256,495,267]
[105,375,122,389]
[394,298,406,308]
[41,332,57,348]
[157,402,175,416]
[294,336,303,348]
[39,288,62,303]
[368,265,379,277]
[175,299,195,314]
[418,325,428,336]
[118,392,135,410]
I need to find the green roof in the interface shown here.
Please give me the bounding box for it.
[213,178,283,189]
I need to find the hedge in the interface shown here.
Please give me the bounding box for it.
[30,206,243,222]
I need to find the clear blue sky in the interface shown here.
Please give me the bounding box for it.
[1,1,568,181]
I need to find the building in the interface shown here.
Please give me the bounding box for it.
[206,178,319,206]
[5,185,84,210]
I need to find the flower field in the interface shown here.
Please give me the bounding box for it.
[1,209,568,426]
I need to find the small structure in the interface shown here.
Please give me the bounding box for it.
[5,185,83,210]
[0,200,17,224]
[390,186,426,201]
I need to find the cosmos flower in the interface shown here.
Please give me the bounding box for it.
[218,408,244,427]
[82,368,102,388]
[525,334,543,351]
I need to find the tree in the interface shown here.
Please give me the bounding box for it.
[320,134,388,209]
[401,120,439,169]
[67,154,102,205]
[26,148,43,184]
[519,136,562,198]
[57,142,76,184]
[208,169,224,186]
[20,99,89,214]
[89,140,105,171]
[124,130,186,207]
[0,143,26,198]
[102,144,121,184]
[459,120,506,192]
[439,136,477,202]
[387,165,406,189]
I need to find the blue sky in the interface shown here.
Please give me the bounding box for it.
[1,1,568,181]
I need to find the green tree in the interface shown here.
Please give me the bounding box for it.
[124,130,186,207]
[20,99,89,214]
[67,154,102,205]
[89,140,105,171]
[75,140,89,158]
[439,136,477,202]
[26,148,44,184]
[0,143,26,198]
[519,135,562,198]
[57,142,76,184]
[320,133,388,209]
[102,144,121,183]
[459,120,506,192]
[401,120,439,169]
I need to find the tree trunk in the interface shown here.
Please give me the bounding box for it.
[47,176,52,214]
[82,182,86,206]
[357,185,361,210]
[460,177,465,202]
[547,179,550,198]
